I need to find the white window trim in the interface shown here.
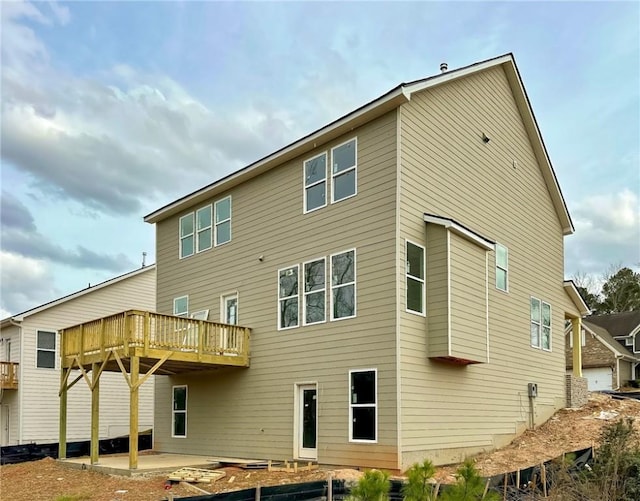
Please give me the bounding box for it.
[221,292,239,325]
[214,196,232,247]
[36,330,57,369]
[568,328,586,348]
[173,295,189,317]
[405,239,426,316]
[495,243,509,293]
[278,265,300,330]
[531,297,552,351]
[172,385,188,438]
[302,257,326,326]
[303,152,328,214]
[179,212,195,259]
[348,368,377,443]
[330,248,357,321]
[331,137,358,204]
[196,204,213,253]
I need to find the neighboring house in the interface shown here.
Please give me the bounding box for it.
[0,266,156,447]
[565,319,639,391]
[63,53,588,471]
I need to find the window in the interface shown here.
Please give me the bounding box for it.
[222,293,238,325]
[568,328,586,348]
[304,258,326,325]
[196,205,212,252]
[496,243,508,292]
[304,153,327,213]
[179,213,195,258]
[174,296,189,317]
[331,250,356,320]
[331,139,357,203]
[406,241,425,314]
[36,331,56,369]
[172,386,187,438]
[531,297,551,350]
[215,196,231,246]
[279,265,299,329]
[349,369,376,442]
[634,332,640,354]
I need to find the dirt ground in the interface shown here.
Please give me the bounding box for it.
[1,392,639,501]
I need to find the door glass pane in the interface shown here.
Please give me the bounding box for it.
[302,389,316,449]
[173,387,186,411]
[226,297,238,324]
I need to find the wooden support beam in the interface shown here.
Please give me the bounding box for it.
[129,355,139,470]
[91,362,100,464]
[113,350,132,389]
[65,373,85,393]
[59,367,69,459]
[74,359,93,389]
[134,352,173,390]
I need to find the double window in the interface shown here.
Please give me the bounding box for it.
[496,244,508,292]
[531,297,551,350]
[278,249,356,329]
[172,386,187,438]
[349,369,377,442]
[36,330,56,369]
[406,241,425,315]
[303,138,357,213]
[179,196,232,258]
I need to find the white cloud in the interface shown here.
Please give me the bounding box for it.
[566,189,640,275]
[0,251,60,316]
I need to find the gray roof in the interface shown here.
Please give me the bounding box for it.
[587,311,640,338]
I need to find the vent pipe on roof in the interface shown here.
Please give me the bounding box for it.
[440,62,448,73]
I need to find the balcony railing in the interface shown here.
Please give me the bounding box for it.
[60,310,250,371]
[0,361,19,389]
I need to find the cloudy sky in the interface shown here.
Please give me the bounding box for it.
[1,1,638,317]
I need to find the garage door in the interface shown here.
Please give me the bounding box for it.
[583,367,613,391]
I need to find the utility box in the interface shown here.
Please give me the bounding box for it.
[528,383,538,398]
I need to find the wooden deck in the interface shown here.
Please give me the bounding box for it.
[0,361,18,389]
[60,309,250,374]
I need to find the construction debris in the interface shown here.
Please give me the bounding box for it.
[267,460,318,473]
[167,467,226,484]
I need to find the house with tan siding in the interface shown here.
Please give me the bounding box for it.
[0,266,156,447]
[61,53,590,470]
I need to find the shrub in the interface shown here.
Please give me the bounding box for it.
[348,469,391,501]
[402,459,437,501]
[439,460,499,501]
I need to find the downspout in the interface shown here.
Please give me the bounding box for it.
[9,319,23,444]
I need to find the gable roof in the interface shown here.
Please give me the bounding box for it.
[587,311,640,338]
[581,320,638,361]
[0,265,156,327]
[563,280,592,317]
[144,54,574,235]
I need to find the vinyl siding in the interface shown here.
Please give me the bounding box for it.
[0,325,20,445]
[154,112,399,469]
[398,65,569,467]
[13,268,155,445]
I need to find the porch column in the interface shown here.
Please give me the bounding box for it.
[91,362,100,464]
[59,368,68,459]
[572,317,583,377]
[129,355,139,470]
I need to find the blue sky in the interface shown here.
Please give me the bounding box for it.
[1,0,638,317]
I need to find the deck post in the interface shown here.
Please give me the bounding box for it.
[91,362,100,464]
[59,367,68,459]
[129,355,139,470]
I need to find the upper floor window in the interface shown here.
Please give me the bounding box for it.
[331,249,356,320]
[349,369,377,442]
[222,293,238,325]
[179,213,195,258]
[331,139,357,203]
[304,258,326,325]
[36,330,56,369]
[174,295,189,317]
[196,205,212,252]
[215,196,232,246]
[279,265,299,329]
[406,241,425,315]
[496,244,508,292]
[531,297,551,351]
[304,153,327,213]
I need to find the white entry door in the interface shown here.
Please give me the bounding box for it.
[297,384,317,460]
[0,405,9,446]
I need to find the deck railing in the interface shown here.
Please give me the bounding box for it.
[60,310,250,368]
[0,361,19,389]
